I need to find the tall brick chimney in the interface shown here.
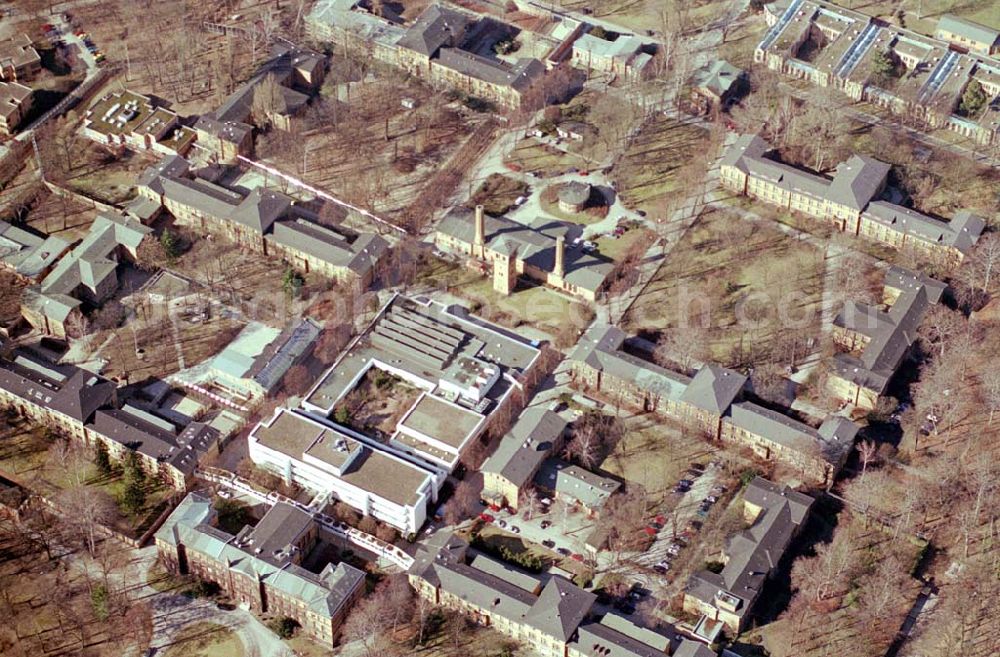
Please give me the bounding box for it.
[474,205,485,251]
[554,235,565,279]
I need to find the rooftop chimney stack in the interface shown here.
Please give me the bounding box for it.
[474,205,485,250]
[554,235,565,279]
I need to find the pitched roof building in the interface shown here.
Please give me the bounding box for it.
[137,155,388,287]
[482,407,567,509]
[830,267,946,409]
[436,205,615,302]
[935,14,1000,56]
[156,494,365,647]
[21,214,152,338]
[0,221,70,281]
[720,134,984,264]
[410,531,717,657]
[684,478,813,633]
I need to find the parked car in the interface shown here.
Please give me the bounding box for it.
[678,479,694,487]
[514,195,527,206]
[655,559,671,571]
[571,553,585,562]
[705,495,718,504]
[479,513,495,522]
[540,520,552,529]
[696,508,710,519]
[497,519,507,529]
[217,489,231,499]
[510,525,521,534]
[542,539,556,549]
[557,547,572,557]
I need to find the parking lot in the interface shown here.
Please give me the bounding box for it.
[483,496,597,562]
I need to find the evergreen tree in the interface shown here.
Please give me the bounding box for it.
[94,441,113,477]
[960,79,987,116]
[159,229,180,261]
[281,266,305,298]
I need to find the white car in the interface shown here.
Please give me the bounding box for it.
[217,489,231,499]
[582,241,597,252]
[514,195,527,206]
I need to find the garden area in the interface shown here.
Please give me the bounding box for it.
[332,368,423,441]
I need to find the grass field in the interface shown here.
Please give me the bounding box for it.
[162,622,243,657]
[504,138,592,178]
[842,0,1000,34]
[624,207,823,367]
[599,413,716,503]
[594,226,653,262]
[554,0,732,35]
[0,418,174,537]
[612,117,710,218]
[448,276,594,340]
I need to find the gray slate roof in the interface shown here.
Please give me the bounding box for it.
[88,407,219,478]
[155,493,365,619]
[481,407,567,488]
[397,5,470,56]
[691,59,744,97]
[534,459,621,510]
[726,401,857,467]
[680,365,747,414]
[267,218,389,278]
[0,351,115,422]
[438,207,614,294]
[687,478,812,618]
[570,324,692,401]
[834,268,943,394]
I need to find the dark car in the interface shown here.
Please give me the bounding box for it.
[540,520,552,529]
[678,479,694,487]
[557,547,572,556]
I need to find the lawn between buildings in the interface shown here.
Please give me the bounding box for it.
[161,621,244,657]
[623,206,824,368]
[264,69,485,228]
[0,417,173,538]
[503,137,592,178]
[612,116,710,219]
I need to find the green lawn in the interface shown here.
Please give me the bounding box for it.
[623,207,823,366]
[594,227,653,262]
[162,622,243,657]
[504,138,592,178]
[612,117,710,218]
[0,419,174,538]
[600,414,715,503]
[448,276,594,339]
